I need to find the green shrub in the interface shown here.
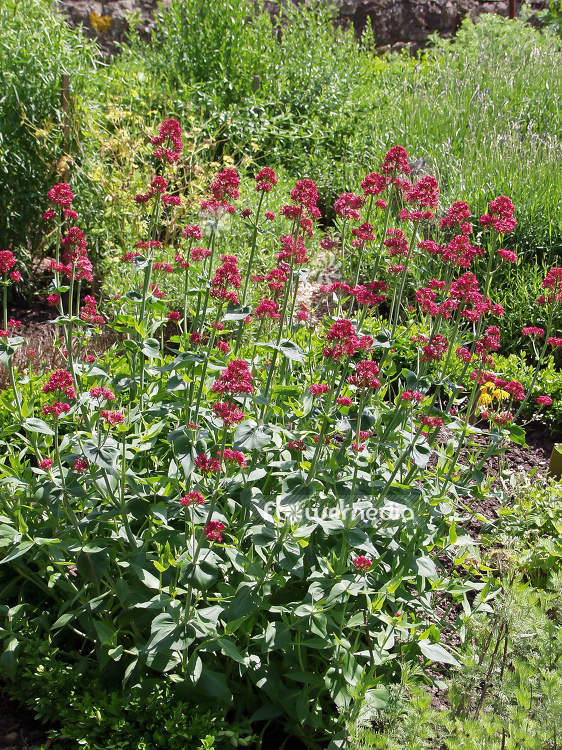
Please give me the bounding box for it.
[0,0,98,256]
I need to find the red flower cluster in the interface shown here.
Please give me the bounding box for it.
[210,254,241,305]
[195,454,221,473]
[347,360,381,390]
[401,390,424,402]
[135,175,170,204]
[352,282,387,308]
[254,299,280,320]
[334,192,365,221]
[419,415,444,429]
[361,172,389,196]
[255,167,277,193]
[309,383,329,396]
[205,521,225,542]
[536,395,553,407]
[43,370,76,399]
[42,402,70,418]
[151,118,183,163]
[404,175,439,209]
[101,410,125,426]
[337,396,352,406]
[180,491,205,506]
[504,381,525,400]
[212,401,245,426]
[211,168,240,202]
[211,360,254,395]
[39,459,53,470]
[276,235,309,265]
[351,221,374,247]
[48,183,74,207]
[421,334,448,362]
[381,146,411,175]
[90,386,115,401]
[0,250,17,275]
[440,201,471,235]
[288,440,305,450]
[352,556,372,572]
[522,326,544,337]
[384,228,409,257]
[323,319,367,361]
[81,296,105,326]
[265,263,290,293]
[480,196,517,234]
[182,224,203,240]
[74,458,88,473]
[218,449,247,468]
[498,248,518,263]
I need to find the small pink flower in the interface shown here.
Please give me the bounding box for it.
[101,410,125,426]
[337,397,352,407]
[180,491,205,506]
[74,458,88,473]
[309,383,329,396]
[536,395,553,407]
[39,458,53,470]
[168,311,181,322]
[205,521,225,542]
[353,556,372,572]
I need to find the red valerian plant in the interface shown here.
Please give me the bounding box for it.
[0,133,559,746]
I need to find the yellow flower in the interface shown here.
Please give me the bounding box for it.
[89,12,112,34]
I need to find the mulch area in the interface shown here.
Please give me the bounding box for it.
[0,688,50,750]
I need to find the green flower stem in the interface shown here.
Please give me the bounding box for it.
[377,424,424,508]
[196,222,219,334]
[241,191,265,305]
[183,492,219,624]
[349,394,367,505]
[192,304,223,426]
[390,223,419,337]
[54,423,83,541]
[119,432,136,547]
[305,375,338,485]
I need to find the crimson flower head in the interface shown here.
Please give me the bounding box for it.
[211,359,254,395]
[101,410,125,426]
[74,458,88,473]
[81,296,105,326]
[440,201,472,234]
[255,167,277,193]
[498,248,518,263]
[276,235,308,265]
[90,386,115,402]
[480,196,517,234]
[334,192,365,221]
[420,415,444,429]
[309,383,329,396]
[151,118,183,163]
[548,337,562,348]
[182,224,203,240]
[39,458,53,471]
[0,251,16,274]
[404,176,439,209]
[210,254,241,305]
[421,334,448,362]
[505,381,525,400]
[353,556,372,572]
[323,319,360,361]
[384,228,409,258]
[218,449,247,468]
[48,183,74,207]
[380,145,411,176]
[337,396,352,407]
[347,360,380,390]
[195,454,221,474]
[290,178,319,211]
[42,369,76,399]
[254,299,280,320]
[361,171,389,196]
[351,222,374,245]
[522,326,545,338]
[352,282,386,308]
[205,521,225,543]
[536,395,553,407]
[180,491,205,507]
[210,168,240,202]
[212,401,245,426]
